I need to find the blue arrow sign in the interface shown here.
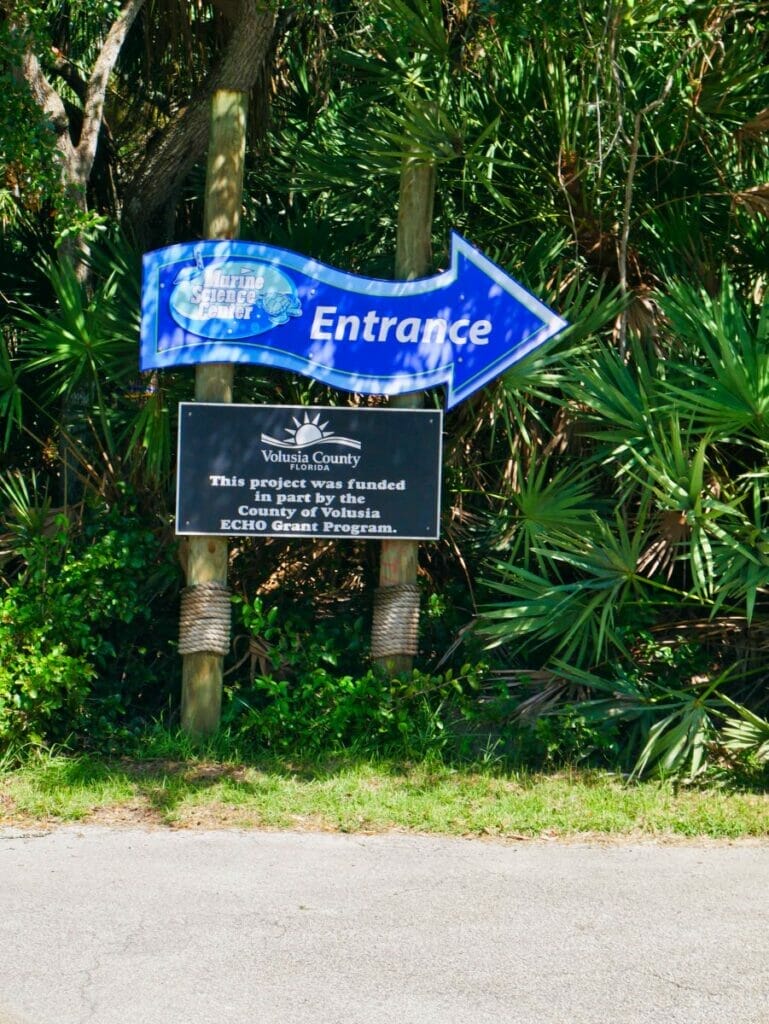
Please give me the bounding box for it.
[140,231,567,408]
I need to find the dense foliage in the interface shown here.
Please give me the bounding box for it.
[2,0,769,779]
[0,498,178,746]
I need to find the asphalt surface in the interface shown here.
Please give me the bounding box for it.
[1,826,768,1024]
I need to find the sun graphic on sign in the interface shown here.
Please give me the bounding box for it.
[284,412,332,447]
[261,411,361,450]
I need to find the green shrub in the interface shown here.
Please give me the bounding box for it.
[0,620,95,745]
[530,707,622,768]
[0,506,178,747]
[223,596,485,756]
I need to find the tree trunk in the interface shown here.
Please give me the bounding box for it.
[13,0,148,505]
[123,0,277,250]
[16,0,147,282]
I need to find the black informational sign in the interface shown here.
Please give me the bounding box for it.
[176,403,443,540]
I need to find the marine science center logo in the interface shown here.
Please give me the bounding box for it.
[261,411,362,473]
[169,249,302,340]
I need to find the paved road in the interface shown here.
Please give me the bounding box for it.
[1,827,768,1024]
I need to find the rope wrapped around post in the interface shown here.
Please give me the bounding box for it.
[371,583,420,659]
[179,581,232,656]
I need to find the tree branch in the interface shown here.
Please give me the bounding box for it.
[76,0,147,184]
[19,48,76,165]
[13,0,145,194]
[123,0,277,248]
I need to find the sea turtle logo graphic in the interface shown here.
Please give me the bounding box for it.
[169,256,302,339]
[261,412,361,450]
[261,289,302,325]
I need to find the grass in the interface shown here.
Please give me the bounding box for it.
[2,744,769,839]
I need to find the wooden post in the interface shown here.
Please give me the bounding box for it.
[180,89,247,736]
[371,155,436,674]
